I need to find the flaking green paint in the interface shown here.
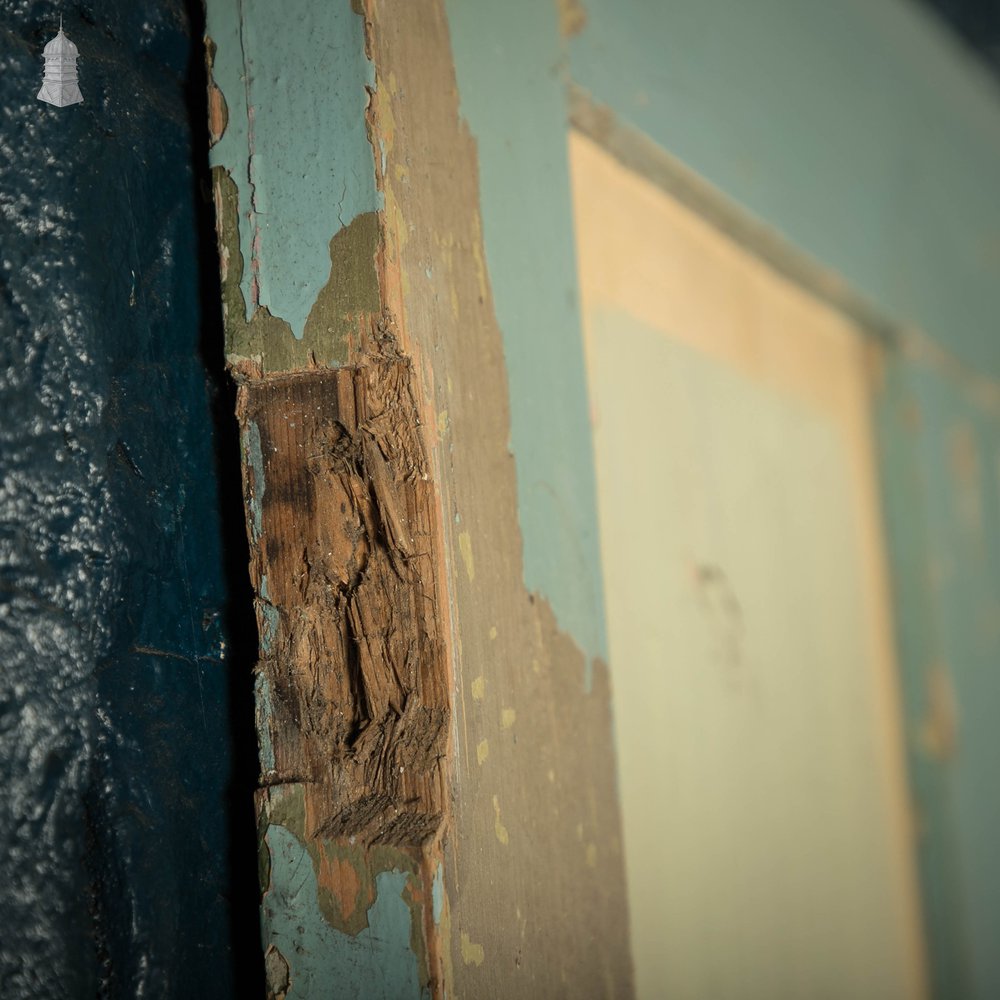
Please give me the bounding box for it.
[445,0,607,674]
[302,211,382,352]
[263,825,428,1000]
[263,785,423,939]
[254,672,276,773]
[206,0,382,341]
[257,601,279,655]
[432,862,444,926]
[213,169,380,370]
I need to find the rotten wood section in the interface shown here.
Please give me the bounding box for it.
[237,325,449,851]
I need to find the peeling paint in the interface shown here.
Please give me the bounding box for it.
[206,0,382,338]
[204,36,229,147]
[476,739,489,765]
[432,863,445,927]
[501,707,516,729]
[212,169,379,372]
[263,824,426,999]
[459,932,485,967]
[556,0,588,38]
[262,786,420,939]
[367,2,634,993]
[255,672,277,772]
[264,944,290,1000]
[301,211,382,359]
[446,0,608,666]
[257,600,280,655]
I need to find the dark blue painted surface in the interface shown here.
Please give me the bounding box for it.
[0,4,254,996]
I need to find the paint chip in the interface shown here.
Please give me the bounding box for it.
[488,625,497,640]
[461,931,485,967]
[264,945,290,999]
[556,0,588,38]
[458,531,475,581]
[432,862,445,926]
[501,707,516,729]
[471,675,486,702]
[492,795,509,845]
[477,738,490,765]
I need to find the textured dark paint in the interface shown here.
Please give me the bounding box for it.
[0,2,258,996]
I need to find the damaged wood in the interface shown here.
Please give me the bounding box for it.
[238,324,449,849]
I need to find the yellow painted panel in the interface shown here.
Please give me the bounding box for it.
[570,131,925,1000]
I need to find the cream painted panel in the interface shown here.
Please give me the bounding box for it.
[570,131,925,1000]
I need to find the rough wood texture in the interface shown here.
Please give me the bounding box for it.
[237,325,449,849]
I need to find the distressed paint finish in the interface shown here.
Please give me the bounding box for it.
[206,0,380,341]
[258,785,435,999]
[211,164,382,371]
[365,2,633,996]
[874,354,1000,1000]
[206,1,450,995]
[443,0,608,668]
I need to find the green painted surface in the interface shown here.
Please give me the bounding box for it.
[448,0,1000,989]
[445,0,607,669]
[212,171,380,369]
[569,0,1000,376]
[207,0,380,342]
[254,674,276,772]
[263,824,427,1000]
[432,862,444,926]
[875,358,1000,1000]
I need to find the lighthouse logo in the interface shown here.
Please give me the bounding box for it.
[37,18,83,108]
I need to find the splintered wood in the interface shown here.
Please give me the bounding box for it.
[238,340,448,847]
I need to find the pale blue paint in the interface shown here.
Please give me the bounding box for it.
[432,862,444,926]
[243,420,264,542]
[445,0,607,671]
[876,358,1000,1000]
[569,0,1000,376]
[262,824,428,1000]
[565,0,1000,990]
[254,673,276,772]
[258,601,280,655]
[206,0,381,336]
[444,3,1000,984]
